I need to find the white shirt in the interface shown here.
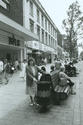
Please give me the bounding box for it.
[0,61,3,73]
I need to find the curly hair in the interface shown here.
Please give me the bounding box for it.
[28,58,35,66]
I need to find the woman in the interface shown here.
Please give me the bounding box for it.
[59,66,76,95]
[26,58,44,106]
[3,59,9,84]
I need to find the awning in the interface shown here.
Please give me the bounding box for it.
[0,13,38,41]
[27,49,32,54]
[33,51,42,55]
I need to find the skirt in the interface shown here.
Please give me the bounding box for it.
[26,82,37,98]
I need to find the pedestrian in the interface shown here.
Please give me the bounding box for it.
[55,58,61,70]
[44,58,47,65]
[3,59,9,84]
[26,58,44,106]
[0,59,4,84]
[20,59,27,80]
[59,66,76,95]
[69,62,77,76]
[15,59,19,72]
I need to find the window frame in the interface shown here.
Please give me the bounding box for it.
[37,25,40,40]
[29,19,34,33]
[29,1,33,17]
[37,9,40,23]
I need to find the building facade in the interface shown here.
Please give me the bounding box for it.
[23,0,58,64]
[0,0,38,63]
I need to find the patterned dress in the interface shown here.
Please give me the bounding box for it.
[26,65,41,98]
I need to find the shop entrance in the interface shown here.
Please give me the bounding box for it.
[6,53,11,61]
[0,44,21,62]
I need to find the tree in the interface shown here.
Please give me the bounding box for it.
[62,1,83,59]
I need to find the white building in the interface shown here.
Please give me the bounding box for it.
[23,0,58,64]
[0,0,38,63]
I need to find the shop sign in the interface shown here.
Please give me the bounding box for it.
[32,41,39,50]
[26,41,40,50]
[8,36,20,46]
[41,44,45,51]
[39,43,42,51]
[26,41,32,48]
[27,49,32,54]
[44,45,47,52]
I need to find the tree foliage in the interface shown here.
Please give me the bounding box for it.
[63,1,83,59]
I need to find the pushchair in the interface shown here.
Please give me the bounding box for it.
[65,64,76,77]
[36,73,52,112]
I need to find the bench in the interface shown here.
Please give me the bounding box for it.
[51,70,71,104]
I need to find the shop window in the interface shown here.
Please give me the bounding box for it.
[41,14,44,27]
[45,18,47,30]
[51,37,52,47]
[49,35,50,45]
[29,19,34,33]
[37,9,40,23]
[53,39,55,48]
[29,1,33,17]
[51,25,52,35]
[42,29,44,43]
[48,22,50,33]
[37,25,40,40]
[45,32,47,45]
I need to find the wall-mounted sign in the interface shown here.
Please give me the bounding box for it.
[8,37,20,46]
[33,41,39,50]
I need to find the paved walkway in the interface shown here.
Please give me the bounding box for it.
[0,61,83,125]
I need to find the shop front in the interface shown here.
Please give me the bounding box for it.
[26,40,57,65]
[0,13,38,63]
[25,41,43,65]
[0,30,24,63]
[42,45,57,64]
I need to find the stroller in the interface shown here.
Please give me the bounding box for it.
[65,63,77,77]
[36,73,52,112]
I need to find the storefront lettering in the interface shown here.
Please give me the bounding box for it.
[8,37,20,46]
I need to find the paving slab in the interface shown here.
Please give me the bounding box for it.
[0,62,83,125]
